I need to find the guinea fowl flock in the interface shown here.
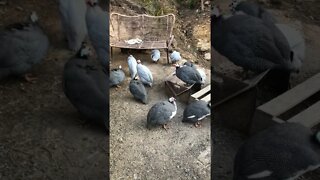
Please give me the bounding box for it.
[211,1,318,180]
[110,51,211,130]
[0,0,109,131]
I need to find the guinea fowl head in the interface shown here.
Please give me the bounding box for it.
[313,131,320,145]
[288,51,302,73]
[211,5,222,19]
[86,0,98,7]
[30,11,39,23]
[168,97,176,103]
[229,0,241,13]
[77,42,92,59]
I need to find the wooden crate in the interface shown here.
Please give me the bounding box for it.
[164,73,194,103]
[250,72,320,135]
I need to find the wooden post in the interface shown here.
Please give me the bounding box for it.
[201,0,204,11]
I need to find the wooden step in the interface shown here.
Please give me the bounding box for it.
[190,84,211,103]
[250,73,320,134]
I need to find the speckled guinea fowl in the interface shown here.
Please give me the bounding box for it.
[183,61,206,84]
[147,97,177,130]
[229,0,277,24]
[182,100,210,127]
[151,49,160,63]
[175,64,202,85]
[137,60,153,87]
[0,12,49,81]
[233,123,320,180]
[86,0,109,68]
[57,0,88,51]
[63,43,108,129]
[211,6,300,73]
[127,55,137,79]
[129,77,148,104]
[110,65,125,87]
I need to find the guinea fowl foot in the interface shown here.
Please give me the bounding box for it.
[162,124,169,131]
[194,121,202,128]
[24,73,38,83]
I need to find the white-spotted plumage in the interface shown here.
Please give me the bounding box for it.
[137,60,153,87]
[127,55,137,79]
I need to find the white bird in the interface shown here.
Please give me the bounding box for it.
[137,60,153,87]
[170,50,181,63]
[127,55,137,79]
[57,0,87,51]
[151,49,161,63]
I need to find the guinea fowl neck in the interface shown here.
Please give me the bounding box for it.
[172,101,177,111]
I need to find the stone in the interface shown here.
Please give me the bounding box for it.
[197,40,210,52]
[204,53,211,60]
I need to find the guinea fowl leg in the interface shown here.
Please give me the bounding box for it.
[194,121,202,128]
[24,73,38,83]
[162,124,169,131]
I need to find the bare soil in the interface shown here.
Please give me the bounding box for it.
[0,1,108,179]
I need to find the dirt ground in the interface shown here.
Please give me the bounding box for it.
[212,0,320,180]
[0,0,108,179]
[109,1,212,179]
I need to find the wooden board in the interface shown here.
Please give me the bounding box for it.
[190,85,211,103]
[257,73,320,116]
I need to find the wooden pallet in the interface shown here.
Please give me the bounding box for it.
[250,72,320,134]
[189,84,211,104]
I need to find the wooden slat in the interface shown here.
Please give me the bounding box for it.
[191,85,211,99]
[258,73,320,116]
[202,94,211,103]
[110,41,167,49]
[288,100,320,127]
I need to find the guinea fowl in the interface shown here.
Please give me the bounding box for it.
[275,23,305,70]
[110,65,125,88]
[211,6,300,73]
[170,50,181,63]
[137,60,153,87]
[182,100,210,127]
[229,0,277,24]
[129,76,148,104]
[151,49,160,63]
[147,97,177,130]
[63,43,108,130]
[57,0,87,51]
[0,11,49,82]
[127,55,137,79]
[175,64,202,85]
[86,0,108,68]
[233,123,320,180]
[183,61,206,84]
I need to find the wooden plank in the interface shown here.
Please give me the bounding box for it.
[258,73,320,116]
[287,100,320,127]
[191,85,211,99]
[202,94,211,103]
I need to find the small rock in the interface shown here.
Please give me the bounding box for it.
[204,53,211,60]
[197,41,210,52]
